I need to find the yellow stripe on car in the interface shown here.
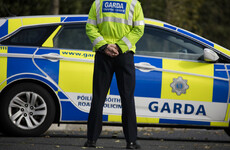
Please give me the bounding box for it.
[108,115,121,122]
[144,20,164,27]
[108,115,160,124]
[0,46,8,91]
[42,25,62,47]
[214,44,230,57]
[161,59,214,102]
[8,17,61,34]
[210,122,229,127]
[136,117,159,124]
[225,104,230,121]
[22,17,60,26]
[58,50,95,93]
[60,50,95,60]
[8,19,22,34]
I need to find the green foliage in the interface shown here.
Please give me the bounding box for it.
[198,0,230,49]
[59,0,94,14]
[0,0,50,16]
[0,0,230,49]
[140,0,166,20]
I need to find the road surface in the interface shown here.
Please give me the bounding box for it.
[0,125,230,150]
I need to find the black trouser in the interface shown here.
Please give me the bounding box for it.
[87,51,137,143]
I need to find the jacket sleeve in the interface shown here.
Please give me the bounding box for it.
[86,2,108,51]
[116,1,145,53]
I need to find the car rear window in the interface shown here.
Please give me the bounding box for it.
[0,25,58,47]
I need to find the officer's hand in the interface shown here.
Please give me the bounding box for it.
[108,44,119,55]
[104,48,117,57]
[106,44,119,57]
[108,44,119,51]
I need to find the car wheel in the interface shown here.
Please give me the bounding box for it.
[0,82,56,136]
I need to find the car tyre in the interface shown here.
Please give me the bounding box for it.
[0,82,55,136]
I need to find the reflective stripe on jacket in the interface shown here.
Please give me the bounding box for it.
[86,0,145,53]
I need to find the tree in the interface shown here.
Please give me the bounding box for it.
[50,0,59,15]
[165,0,204,34]
[198,0,230,49]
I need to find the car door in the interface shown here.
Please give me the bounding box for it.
[34,23,97,121]
[34,23,127,122]
[133,25,229,126]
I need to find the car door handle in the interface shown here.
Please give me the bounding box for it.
[41,53,63,61]
[135,62,157,72]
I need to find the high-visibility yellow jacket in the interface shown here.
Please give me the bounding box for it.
[86,0,145,53]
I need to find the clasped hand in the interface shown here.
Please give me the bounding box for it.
[104,44,119,58]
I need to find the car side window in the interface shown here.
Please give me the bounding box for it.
[136,26,205,60]
[0,26,58,47]
[53,24,93,50]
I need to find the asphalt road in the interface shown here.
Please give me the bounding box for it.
[0,126,230,150]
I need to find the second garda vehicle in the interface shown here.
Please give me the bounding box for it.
[0,15,230,136]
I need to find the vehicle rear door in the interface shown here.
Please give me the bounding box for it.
[34,23,96,121]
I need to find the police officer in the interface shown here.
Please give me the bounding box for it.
[85,0,144,149]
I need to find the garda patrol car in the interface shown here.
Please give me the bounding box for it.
[0,15,230,136]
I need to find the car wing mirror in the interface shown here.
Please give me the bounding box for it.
[204,48,219,62]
